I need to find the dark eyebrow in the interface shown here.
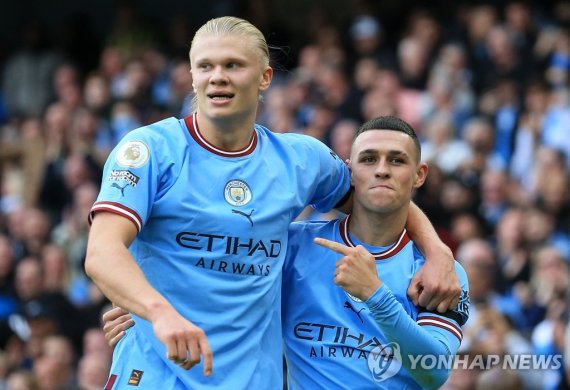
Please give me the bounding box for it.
[357,149,378,156]
[388,150,409,158]
[357,149,409,158]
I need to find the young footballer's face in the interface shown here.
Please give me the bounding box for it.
[190,35,272,122]
[349,129,427,213]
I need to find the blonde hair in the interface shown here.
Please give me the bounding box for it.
[190,16,269,67]
[188,17,270,112]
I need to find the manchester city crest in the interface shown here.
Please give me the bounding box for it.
[224,180,252,206]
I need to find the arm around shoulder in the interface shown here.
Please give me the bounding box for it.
[405,202,460,312]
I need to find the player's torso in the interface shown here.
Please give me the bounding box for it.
[117,119,326,388]
[140,135,293,279]
[282,219,422,389]
[132,119,320,315]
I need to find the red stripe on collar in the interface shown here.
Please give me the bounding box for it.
[339,215,410,260]
[183,113,257,157]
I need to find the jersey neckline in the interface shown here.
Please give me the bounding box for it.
[339,215,410,260]
[183,113,258,157]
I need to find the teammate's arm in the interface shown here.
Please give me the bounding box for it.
[102,306,134,348]
[405,202,460,313]
[85,212,213,375]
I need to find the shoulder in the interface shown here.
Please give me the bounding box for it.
[256,124,331,153]
[115,117,183,152]
[117,117,187,160]
[106,118,188,179]
[126,117,183,143]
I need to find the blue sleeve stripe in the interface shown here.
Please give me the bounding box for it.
[417,315,462,342]
[90,201,143,232]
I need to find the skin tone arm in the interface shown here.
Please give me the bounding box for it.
[405,202,459,312]
[337,192,460,313]
[85,212,213,375]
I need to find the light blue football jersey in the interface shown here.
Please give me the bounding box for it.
[282,216,470,390]
[91,114,351,389]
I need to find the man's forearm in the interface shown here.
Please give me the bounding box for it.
[85,241,172,323]
[85,213,174,323]
[406,201,452,260]
[366,284,459,389]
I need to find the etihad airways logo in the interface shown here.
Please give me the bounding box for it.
[176,231,282,277]
[294,322,383,350]
[193,257,271,277]
[176,231,282,258]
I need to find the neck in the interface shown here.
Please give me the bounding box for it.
[348,204,408,247]
[195,110,257,151]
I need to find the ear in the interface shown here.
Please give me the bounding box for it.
[347,159,354,186]
[259,66,273,92]
[413,162,429,189]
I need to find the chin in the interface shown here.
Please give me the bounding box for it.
[204,108,237,119]
[364,198,398,211]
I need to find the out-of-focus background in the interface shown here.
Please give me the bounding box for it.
[0,0,569,389]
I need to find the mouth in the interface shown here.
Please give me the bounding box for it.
[207,92,235,101]
[370,184,393,191]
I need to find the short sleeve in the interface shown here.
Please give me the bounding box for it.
[306,138,351,213]
[89,128,164,232]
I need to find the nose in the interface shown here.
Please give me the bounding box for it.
[375,158,390,178]
[210,65,228,85]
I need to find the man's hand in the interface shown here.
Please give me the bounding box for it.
[102,304,214,376]
[314,237,381,301]
[407,247,460,313]
[150,304,213,376]
[102,306,134,348]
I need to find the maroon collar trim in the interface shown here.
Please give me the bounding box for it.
[183,113,257,157]
[339,215,410,260]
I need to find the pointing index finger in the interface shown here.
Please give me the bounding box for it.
[314,237,351,255]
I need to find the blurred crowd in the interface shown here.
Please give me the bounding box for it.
[0,1,569,389]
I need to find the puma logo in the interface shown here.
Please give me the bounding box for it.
[344,301,365,323]
[111,182,128,197]
[232,209,254,226]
